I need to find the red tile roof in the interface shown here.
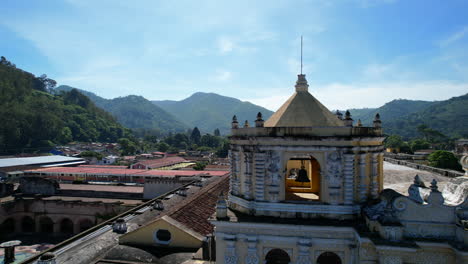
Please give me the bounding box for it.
[59,184,143,193]
[24,167,228,178]
[132,156,187,168]
[79,165,128,169]
[166,175,230,236]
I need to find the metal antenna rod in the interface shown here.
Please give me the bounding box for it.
[301,35,303,75]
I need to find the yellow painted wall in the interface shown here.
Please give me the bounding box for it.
[285,158,320,193]
[119,218,202,248]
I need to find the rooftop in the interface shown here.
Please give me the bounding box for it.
[264,74,344,128]
[0,156,85,168]
[24,166,229,178]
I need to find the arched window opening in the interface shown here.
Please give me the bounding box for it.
[265,248,291,264]
[0,218,15,234]
[22,216,35,233]
[60,218,74,234]
[317,251,342,264]
[285,156,320,201]
[39,217,54,233]
[78,219,94,233]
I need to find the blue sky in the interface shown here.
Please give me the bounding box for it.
[1,0,467,111]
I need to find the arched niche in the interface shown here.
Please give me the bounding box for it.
[21,216,35,233]
[317,251,342,264]
[39,216,54,233]
[60,218,74,234]
[284,154,321,201]
[265,248,291,264]
[78,218,94,233]
[0,218,15,234]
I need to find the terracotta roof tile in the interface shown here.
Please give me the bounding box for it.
[165,175,230,236]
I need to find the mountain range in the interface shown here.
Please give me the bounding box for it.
[56,86,468,139]
[344,94,468,138]
[56,86,273,135]
[0,60,130,153]
[56,85,188,135]
[152,92,273,135]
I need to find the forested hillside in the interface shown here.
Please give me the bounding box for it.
[346,99,435,126]
[0,57,130,154]
[56,85,188,135]
[384,94,468,139]
[153,92,274,134]
[342,96,467,139]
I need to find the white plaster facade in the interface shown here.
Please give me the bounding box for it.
[212,74,468,264]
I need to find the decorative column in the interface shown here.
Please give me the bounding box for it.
[370,153,379,199]
[254,152,266,201]
[244,152,253,200]
[326,152,342,205]
[230,150,241,196]
[296,239,312,264]
[267,151,281,202]
[343,153,355,205]
[245,236,259,264]
[224,235,238,264]
[358,154,368,202]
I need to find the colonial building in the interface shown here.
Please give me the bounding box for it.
[212,74,468,264]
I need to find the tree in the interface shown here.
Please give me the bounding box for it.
[427,150,462,171]
[385,135,404,149]
[193,161,207,171]
[118,138,138,155]
[156,142,170,152]
[190,127,201,144]
[57,127,73,144]
[39,74,56,90]
[410,139,431,152]
[216,139,229,158]
[214,128,221,136]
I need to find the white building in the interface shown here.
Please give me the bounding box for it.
[212,74,468,264]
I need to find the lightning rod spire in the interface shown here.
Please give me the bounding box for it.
[301,35,303,75]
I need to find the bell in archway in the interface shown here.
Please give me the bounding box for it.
[295,160,310,183]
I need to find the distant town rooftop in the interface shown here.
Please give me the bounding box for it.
[25,166,229,178]
[0,155,85,168]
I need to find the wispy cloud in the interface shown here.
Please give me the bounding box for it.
[214,70,233,81]
[439,26,468,47]
[217,37,235,54]
[244,80,468,111]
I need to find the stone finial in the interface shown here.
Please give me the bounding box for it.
[373,113,382,128]
[357,119,362,127]
[112,217,127,234]
[216,192,228,219]
[430,179,439,192]
[413,175,426,187]
[427,178,444,205]
[231,115,239,129]
[244,120,249,128]
[295,74,309,92]
[335,110,343,120]
[255,112,264,127]
[343,110,353,127]
[153,199,164,210]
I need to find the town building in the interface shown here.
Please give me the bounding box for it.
[212,74,468,264]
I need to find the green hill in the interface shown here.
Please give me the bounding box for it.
[346,99,435,126]
[383,94,468,139]
[0,58,130,153]
[153,92,274,134]
[339,96,467,139]
[56,85,188,134]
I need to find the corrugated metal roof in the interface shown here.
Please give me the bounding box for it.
[0,156,85,168]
